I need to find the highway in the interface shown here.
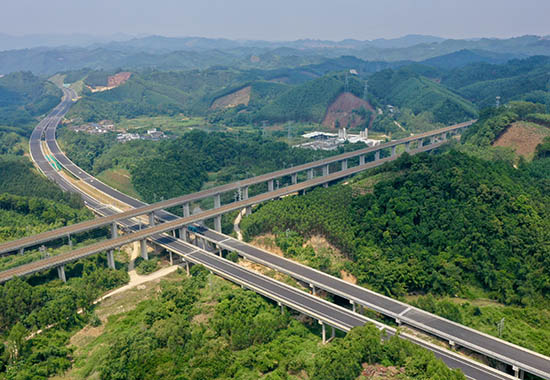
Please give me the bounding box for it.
[0,113,474,256]
[6,86,541,379]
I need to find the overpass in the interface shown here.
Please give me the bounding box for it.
[2,89,548,379]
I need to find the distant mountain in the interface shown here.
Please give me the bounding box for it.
[368,34,445,49]
[0,33,132,51]
[421,49,522,69]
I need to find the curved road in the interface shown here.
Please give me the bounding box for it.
[22,86,526,380]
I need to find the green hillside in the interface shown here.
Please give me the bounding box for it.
[0,72,62,134]
[368,67,478,124]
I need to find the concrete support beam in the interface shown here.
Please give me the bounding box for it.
[320,321,326,344]
[217,247,223,257]
[107,250,116,269]
[242,186,249,200]
[341,159,348,171]
[441,132,447,140]
[430,136,436,144]
[245,206,252,216]
[179,228,187,242]
[140,239,148,260]
[68,234,72,249]
[323,182,328,188]
[268,179,274,192]
[19,247,24,255]
[331,326,335,339]
[149,212,155,227]
[307,169,314,180]
[391,146,396,157]
[418,139,423,148]
[291,173,298,185]
[57,265,66,282]
[182,203,190,218]
[214,194,221,209]
[169,251,173,265]
[214,216,222,232]
[278,301,284,314]
[184,260,190,276]
[350,300,356,313]
[359,155,365,165]
[111,222,118,239]
[322,164,329,176]
[374,151,380,161]
[405,142,410,152]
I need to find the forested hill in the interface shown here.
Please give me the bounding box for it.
[0,72,62,135]
[241,151,550,306]
[68,66,477,126]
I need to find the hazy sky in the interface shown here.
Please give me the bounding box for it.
[2,0,549,40]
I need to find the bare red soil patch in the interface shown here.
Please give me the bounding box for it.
[322,92,376,129]
[108,72,132,87]
[493,121,550,158]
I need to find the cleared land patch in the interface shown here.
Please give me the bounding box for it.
[492,121,550,159]
[322,92,376,130]
[210,86,251,110]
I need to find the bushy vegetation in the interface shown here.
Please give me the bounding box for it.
[0,72,61,134]
[64,268,464,380]
[242,151,550,306]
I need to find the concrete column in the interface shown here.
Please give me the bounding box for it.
[68,235,72,249]
[374,151,380,161]
[441,132,447,140]
[405,142,410,152]
[430,136,435,144]
[291,173,298,185]
[217,247,222,257]
[310,284,317,296]
[18,247,24,255]
[107,250,116,269]
[268,179,274,192]
[350,300,356,313]
[214,194,221,209]
[169,251,173,265]
[57,266,66,282]
[278,302,284,314]
[184,260,190,276]
[359,155,365,165]
[183,203,190,218]
[321,322,326,344]
[149,212,155,227]
[418,139,424,148]
[179,228,187,242]
[341,160,348,171]
[331,326,335,340]
[307,169,314,180]
[391,146,396,157]
[140,239,148,260]
[214,216,222,232]
[245,206,252,216]
[111,222,118,238]
[242,186,249,200]
[322,164,329,176]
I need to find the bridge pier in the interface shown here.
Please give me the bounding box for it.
[405,142,410,152]
[169,251,173,265]
[149,212,155,227]
[107,250,116,269]
[374,151,380,161]
[291,173,298,185]
[322,164,329,176]
[57,265,66,282]
[441,132,448,140]
[111,222,118,238]
[359,155,365,165]
[19,247,24,255]
[320,321,326,344]
[214,216,222,232]
[513,366,524,379]
[310,284,317,296]
[307,168,314,180]
[242,186,251,215]
[391,146,396,157]
[182,203,190,218]
[140,239,149,260]
[350,300,356,313]
[341,159,348,171]
[68,234,72,249]
[418,139,424,148]
[268,179,274,192]
[278,301,284,314]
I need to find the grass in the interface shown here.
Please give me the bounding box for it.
[96,167,141,200]
[115,115,210,136]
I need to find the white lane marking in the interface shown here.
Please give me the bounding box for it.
[398,307,411,317]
